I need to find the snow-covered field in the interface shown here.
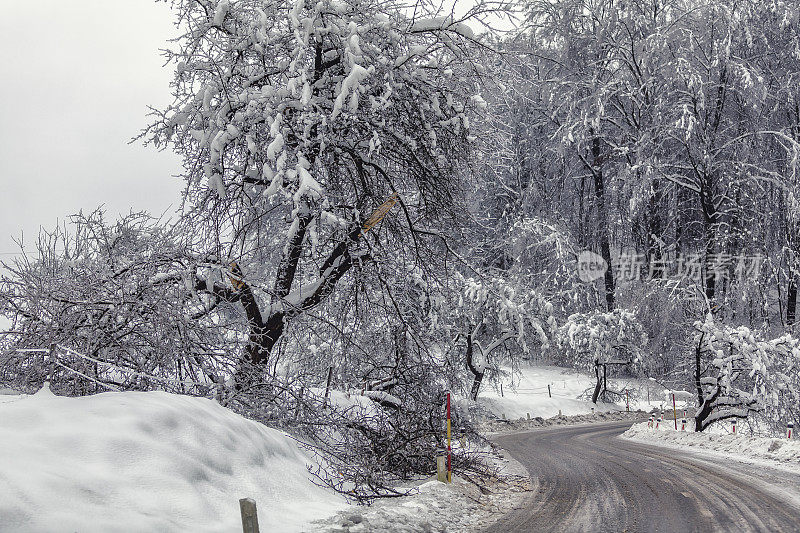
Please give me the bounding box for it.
[0,386,346,532]
[623,421,800,473]
[473,365,667,420]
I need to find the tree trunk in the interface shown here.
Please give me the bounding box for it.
[694,332,706,432]
[646,179,663,278]
[788,278,797,326]
[700,183,719,307]
[200,226,358,368]
[701,65,728,308]
[694,398,712,432]
[272,214,313,304]
[465,332,485,401]
[591,135,615,311]
[470,373,484,402]
[591,359,603,404]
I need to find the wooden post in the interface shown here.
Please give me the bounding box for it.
[548,384,552,398]
[239,498,260,533]
[322,367,333,409]
[436,455,447,483]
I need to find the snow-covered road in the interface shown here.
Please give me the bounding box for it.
[487,421,800,532]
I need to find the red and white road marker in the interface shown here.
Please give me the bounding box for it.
[681,419,686,431]
[788,422,794,439]
[732,419,736,434]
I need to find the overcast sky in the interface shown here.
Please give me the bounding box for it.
[0,0,184,259]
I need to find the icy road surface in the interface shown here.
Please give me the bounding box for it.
[487,421,800,532]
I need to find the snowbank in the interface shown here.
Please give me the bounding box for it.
[479,409,647,434]
[310,463,530,532]
[623,421,800,471]
[0,386,345,532]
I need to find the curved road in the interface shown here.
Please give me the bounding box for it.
[487,421,800,532]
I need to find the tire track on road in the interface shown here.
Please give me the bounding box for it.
[485,421,800,532]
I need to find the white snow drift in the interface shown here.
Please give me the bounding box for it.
[0,387,344,532]
[623,421,800,472]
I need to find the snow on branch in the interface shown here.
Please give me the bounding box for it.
[693,314,800,432]
[558,309,646,371]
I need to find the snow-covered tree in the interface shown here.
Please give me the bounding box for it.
[693,315,800,432]
[0,211,232,395]
[558,309,646,403]
[455,273,556,400]
[141,0,494,370]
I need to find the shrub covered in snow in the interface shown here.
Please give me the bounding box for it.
[558,309,646,403]
[0,210,234,396]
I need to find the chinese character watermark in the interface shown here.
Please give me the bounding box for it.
[577,251,763,283]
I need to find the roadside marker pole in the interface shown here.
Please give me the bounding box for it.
[446,392,452,483]
[788,422,794,439]
[648,416,653,428]
[656,417,661,429]
[626,390,629,412]
[672,393,678,430]
[681,419,686,431]
[548,384,552,398]
[732,420,736,434]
